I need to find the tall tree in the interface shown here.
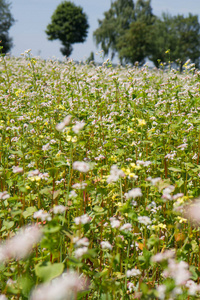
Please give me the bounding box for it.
[117,0,155,64]
[0,0,15,53]
[149,13,200,69]
[46,1,89,57]
[93,0,135,60]
[93,0,155,64]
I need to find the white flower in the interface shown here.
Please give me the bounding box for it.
[147,177,161,185]
[151,249,175,263]
[74,214,91,225]
[125,188,142,199]
[72,182,87,189]
[72,121,85,134]
[138,216,152,225]
[69,190,77,198]
[100,241,112,250]
[120,223,132,231]
[0,225,42,262]
[74,237,89,247]
[110,217,121,228]
[107,165,125,183]
[177,143,188,150]
[186,280,200,295]
[27,169,40,177]
[127,282,135,293]
[33,209,52,221]
[156,284,166,300]
[74,247,88,258]
[0,295,7,300]
[163,259,190,286]
[56,115,72,131]
[73,161,90,173]
[126,268,141,277]
[0,191,10,200]
[30,272,85,300]
[53,205,67,214]
[12,166,23,173]
[42,143,50,151]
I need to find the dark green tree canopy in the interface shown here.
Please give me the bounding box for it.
[93,0,155,64]
[149,13,200,69]
[0,0,15,53]
[46,1,89,56]
[93,0,135,60]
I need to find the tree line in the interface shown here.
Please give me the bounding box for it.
[1,0,200,69]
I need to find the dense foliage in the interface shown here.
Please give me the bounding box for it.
[46,1,89,57]
[1,53,200,299]
[94,0,200,68]
[0,0,15,53]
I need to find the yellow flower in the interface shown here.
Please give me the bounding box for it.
[28,176,41,182]
[158,223,166,229]
[138,119,146,126]
[15,89,25,97]
[66,135,77,143]
[127,127,134,133]
[176,216,187,223]
[165,49,170,54]
[129,173,136,178]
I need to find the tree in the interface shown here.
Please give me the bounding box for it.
[93,0,135,61]
[93,0,155,64]
[46,1,89,57]
[0,0,15,53]
[117,0,155,64]
[149,13,200,69]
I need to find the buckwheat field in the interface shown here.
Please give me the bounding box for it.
[1,52,200,299]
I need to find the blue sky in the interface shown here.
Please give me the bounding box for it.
[9,0,200,63]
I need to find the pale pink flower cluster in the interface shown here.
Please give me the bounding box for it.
[52,205,67,214]
[125,188,142,199]
[186,280,200,295]
[0,225,42,262]
[30,272,85,300]
[33,209,52,221]
[120,223,132,231]
[165,151,176,160]
[136,160,151,167]
[126,268,141,277]
[138,216,152,225]
[163,259,191,285]
[73,161,90,173]
[151,249,175,263]
[0,191,10,200]
[147,177,161,185]
[107,165,125,183]
[177,143,188,150]
[184,199,200,224]
[72,182,87,189]
[73,237,89,248]
[42,143,50,151]
[72,121,85,134]
[56,115,72,131]
[74,214,91,225]
[95,154,105,161]
[110,217,121,228]
[100,241,112,250]
[12,166,23,173]
[127,282,135,293]
[162,185,175,200]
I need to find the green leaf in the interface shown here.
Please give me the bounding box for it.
[22,206,37,219]
[35,262,64,282]
[168,167,182,172]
